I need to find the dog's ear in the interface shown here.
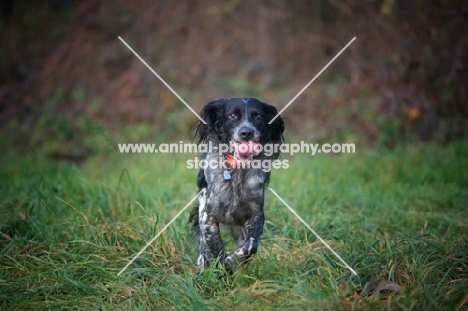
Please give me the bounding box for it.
[264,104,285,143]
[194,99,226,143]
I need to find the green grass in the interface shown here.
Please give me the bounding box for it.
[1,140,467,310]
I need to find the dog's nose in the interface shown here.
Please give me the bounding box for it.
[239,127,254,141]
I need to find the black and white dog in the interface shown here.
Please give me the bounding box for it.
[189,98,285,273]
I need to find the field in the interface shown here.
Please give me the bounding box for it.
[1,140,467,310]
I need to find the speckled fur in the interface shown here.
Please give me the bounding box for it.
[189,98,284,273]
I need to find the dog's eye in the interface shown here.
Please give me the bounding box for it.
[228,113,238,120]
[253,113,263,121]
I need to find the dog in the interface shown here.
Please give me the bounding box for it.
[189,98,285,273]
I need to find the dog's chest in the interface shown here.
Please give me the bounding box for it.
[205,169,265,224]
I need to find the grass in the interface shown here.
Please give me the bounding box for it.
[1,139,467,310]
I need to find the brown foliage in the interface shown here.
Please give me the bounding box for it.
[0,0,467,146]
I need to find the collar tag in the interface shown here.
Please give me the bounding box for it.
[223,170,231,180]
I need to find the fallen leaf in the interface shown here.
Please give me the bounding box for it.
[363,275,403,300]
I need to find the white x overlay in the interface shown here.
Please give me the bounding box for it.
[268,188,357,276]
[118,36,207,124]
[268,37,356,124]
[117,189,205,277]
[117,35,358,277]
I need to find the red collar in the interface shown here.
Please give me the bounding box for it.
[224,153,238,167]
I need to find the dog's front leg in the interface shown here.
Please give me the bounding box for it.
[198,197,225,269]
[224,213,264,273]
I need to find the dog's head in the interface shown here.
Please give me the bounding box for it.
[194,98,284,157]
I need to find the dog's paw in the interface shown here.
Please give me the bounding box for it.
[223,254,237,274]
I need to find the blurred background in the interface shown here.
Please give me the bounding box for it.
[1,0,467,160]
